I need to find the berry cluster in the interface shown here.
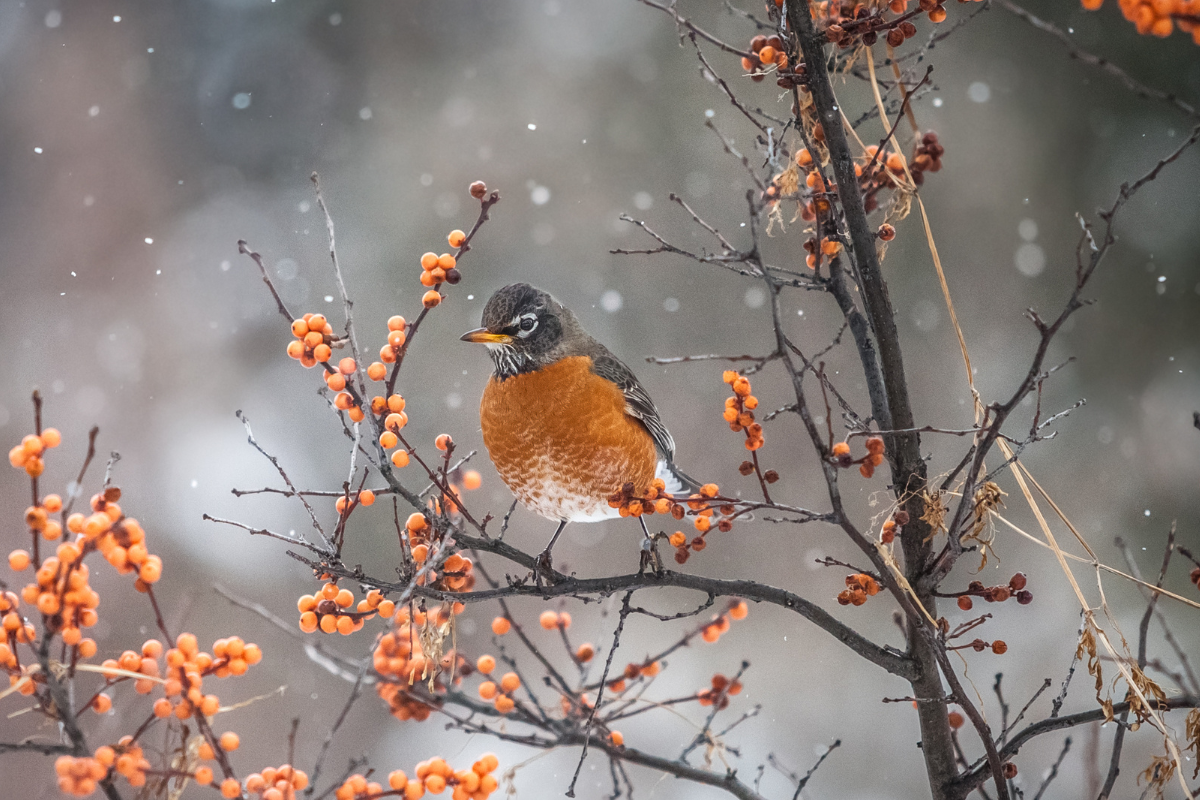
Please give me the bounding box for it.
[831,435,886,478]
[740,34,791,84]
[697,673,744,709]
[950,573,1033,611]
[476,662,522,715]
[7,427,61,476]
[700,599,749,643]
[335,754,500,800]
[822,2,924,49]
[285,313,337,369]
[722,371,764,451]
[952,638,1009,655]
[1084,0,1200,44]
[149,632,263,721]
[374,603,466,721]
[837,573,882,606]
[54,756,108,797]
[416,220,477,309]
[298,581,396,635]
[6,417,276,799]
[239,764,310,798]
[403,512,478,591]
[858,132,944,213]
[880,509,910,544]
[607,477,677,518]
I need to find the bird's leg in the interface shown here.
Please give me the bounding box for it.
[535,520,568,586]
[638,516,663,576]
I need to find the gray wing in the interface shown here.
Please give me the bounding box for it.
[591,353,676,460]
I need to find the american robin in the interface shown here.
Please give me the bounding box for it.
[461,283,696,573]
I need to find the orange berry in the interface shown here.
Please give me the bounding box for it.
[929,5,947,21]
[320,614,338,634]
[494,695,515,714]
[669,531,686,547]
[41,429,62,448]
[387,394,406,413]
[359,490,376,506]
[491,616,510,635]
[420,252,439,270]
[379,344,397,363]
[422,290,442,309]
[435,434,452,451]
[219,732,240,752]
[389,771,409,791]
[462,470,481,490]
[308,313,328,330]
[367,362,387,381]
[448,230,466,248]
[477,654,496,673]
[576,643,595,662]
[380,431,399,449]
[411,544,429,562]
[437,253,456,270]
[385,412,407,431]
[338,357,356,375]
[759,45,777,63]
[608,731,624,746]
[500,672,520,693]
[8,550,30,571]
[313,343,332,362]
[195,766,214,786]
[832,442,851,457]
[299,612,318,633]
[948,710,965,729]
[388,315,407,331]
[391,450,410,468]
[539,610,558,630]
[335,589,354,608]
[92,693,112,713]
[221,778,241,798]
[478,680,498,700]
[729,600,749,620]
[291,319,309,337]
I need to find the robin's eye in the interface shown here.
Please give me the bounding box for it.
[518,316,538,334]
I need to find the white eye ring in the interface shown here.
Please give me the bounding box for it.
[517,314,538,337]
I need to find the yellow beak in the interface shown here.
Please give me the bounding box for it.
[460,328,513,345]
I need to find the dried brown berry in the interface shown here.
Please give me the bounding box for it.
[957,596,973,611]
[1001,762,1017,779]
[469,181,488,199]
[764,469,780,483]
[444,268,462,285]
[1016,590,1033,605]
[893,510,910,525]
[739,461,755,476]
[992,640,1008,655]
[1009,572,1027,591]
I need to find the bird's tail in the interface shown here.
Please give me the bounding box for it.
[656,459,703,496]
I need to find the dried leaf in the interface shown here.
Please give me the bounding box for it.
[1186,708,1200,780]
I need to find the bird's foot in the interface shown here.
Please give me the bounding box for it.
[639,535,664,577]
[533,549,557,587]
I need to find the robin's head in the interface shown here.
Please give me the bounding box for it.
[460,283,583,378]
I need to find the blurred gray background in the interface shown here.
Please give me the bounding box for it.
[2,0,1199,797]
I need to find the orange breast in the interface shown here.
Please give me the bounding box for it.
[479,356,657,522]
